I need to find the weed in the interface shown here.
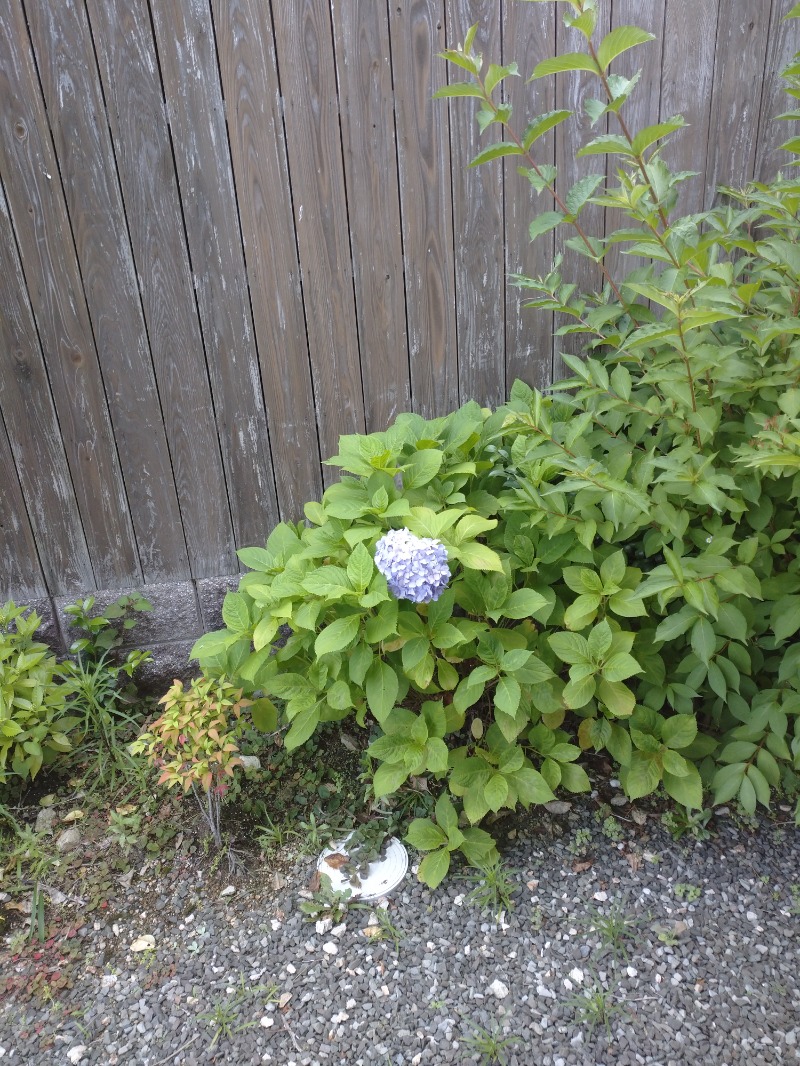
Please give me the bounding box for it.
[567,979,627,1039]
[371,905,404,950]
[567,827,592,857]
[464,861,517,918]
[298,873,355,923]
[673,883,703,903]
[601,816,624,843]
[256,815,298,857]
[199,974,278,1050]
[529,905,544,931]
[661,808,713,841]
[461,1020,520,1064]
[583,902,639,959]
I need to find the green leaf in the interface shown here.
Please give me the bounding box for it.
[417,847,451,888]
[608,589,646,617]
[303,566,353,598]
[435,793,460,835]
[746,764,771,809]
[432,83,485,100]
[495,676,521,717]
[548,631,590,664]
[455,542,504,572]
[596,26,655,72]
[662,762,703,809]
[249,697,278,733]
[532,53,599,79]
[495,588,549,619]
[485,61,519,94]
[600,550,626,587]
[560,762,591,793]
[315,614,361,657]
[373,761,409,798]
[222,592,250,633]
[459,826,499,868]
[403,449,444,489]
[237,546,274,571]
[602,652,641,682]
[691,618,716,664]
[405,818,447,851]
[425,737,449,773]
[365,600,398,644]
[597,678,635,717]
[565,173,605,216]
[737,773,757,815]
[522,110,572,150]
[469,143,524,167]
[347,543,374,592]
[529,211,565,241]
[577,134,635,158]
[513,766,555,806]
[484,773,509,812]
[623,751,662,799]
[284,703,321,750]
[365,659,400,723]
[563,674,596,709]
[402,637,430,673]
[661,714,698,750]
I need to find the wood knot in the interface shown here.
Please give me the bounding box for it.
[13,120,27,141]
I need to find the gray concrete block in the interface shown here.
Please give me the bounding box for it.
[54,580,203,652]
[135,641,199,694]
[196,574,241,633]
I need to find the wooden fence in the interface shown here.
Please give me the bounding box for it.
[1,0,797,606]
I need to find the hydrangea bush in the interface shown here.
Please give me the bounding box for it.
[192,0,800,885]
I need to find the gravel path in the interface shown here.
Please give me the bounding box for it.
[1,804,798,1066]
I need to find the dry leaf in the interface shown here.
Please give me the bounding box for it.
[625,852,642,873]
[362,925,382,938]
[307,871,321,893]
[130,934,156,952]
[631,809,647,826]
[324,853,349,870]
[62,810,85,823]
[572,859,593,873]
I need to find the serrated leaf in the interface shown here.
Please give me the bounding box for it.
[522,109,572,149]
[249,697,278,733]
[417,848,451,888]
[315,614,361,657]
[406,818,447,851]
[495,676,521,717]
[596,26,655,72]
[221,592,250,633]
[532,53,599,78]
[565,173,605,216]
[513,766,555,806]
[661,714,698,750]
[347,543,374,592]
[484,773,509,812]
[563,674,596,709]
[577,134,635,157]
[529,210,565,240]
[624,751,661,799]
[469,143,524,167]
[284,703,321,750]
[403,449,444,489]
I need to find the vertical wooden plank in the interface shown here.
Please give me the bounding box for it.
[704,1,771,206]
[603,0,666,282]
[503,0,558,392]
[272,0,366,465]
[211,0,324,509]
[0,1,140,587]
[0,180,93,595]
[659,0,719,216]
[553,3,611,374]
[149,0,281,547]
[0,411,47,600]
[331,0,412,431]
[755,0,797,181]
[444,0,505,409]
[389,0,459,418]
[24,0,189,582]
[84,0,237,576]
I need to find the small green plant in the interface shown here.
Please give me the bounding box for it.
[256,814,298,857]
[107,804,143,852]
[529,905,544,931]
[567,979,627,1039]
[584,902,639,959]
[567,827,592,856]
[371,904,405,949]
[601,816,624,843]
[673,883,703,903]
[298,873,355,923]
[0,602,79,784]
[464,860,518,917]
[131,677,274,849]
[462,1020,521,1065]
[661,807,713,842]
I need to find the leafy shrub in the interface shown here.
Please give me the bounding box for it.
[131,676,277,847]
[0,602,78,784]
[192,0,800,883]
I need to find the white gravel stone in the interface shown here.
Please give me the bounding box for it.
[67,1047,87,1064]
[488,979,509,999]
[219,885,235,897]
[323,942,338,955]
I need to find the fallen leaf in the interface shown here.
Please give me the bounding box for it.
[130,935,156,952]
[62,810,85,823]
[324,853,349,870]
[362,925,382,938]
[572,859,593,873]
[278,992,292,1009]
[631,809,647,826]
[307,871,321,893]
[545,800,572,815]
[39,795,57,808]
[625,852,642,873]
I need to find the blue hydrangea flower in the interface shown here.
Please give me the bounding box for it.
[373,528,451,604]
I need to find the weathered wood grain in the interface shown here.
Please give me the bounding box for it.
[444,0,505,409]
[659,0,720,216]
[0,179,93,594]
[390,0,459,418]
[149,0,281,547]
[85,0,237,577]
[705,0,771,206]
[24,0,188,583]
[0,1,140,587]
[272,0,366,465]
[212,0,324,509]
[502,0,558,392]
[552,4,611,375]
[603,0,666,282]
[0,410,46,600]
[756,0,798,181]
[331,0,412,431]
